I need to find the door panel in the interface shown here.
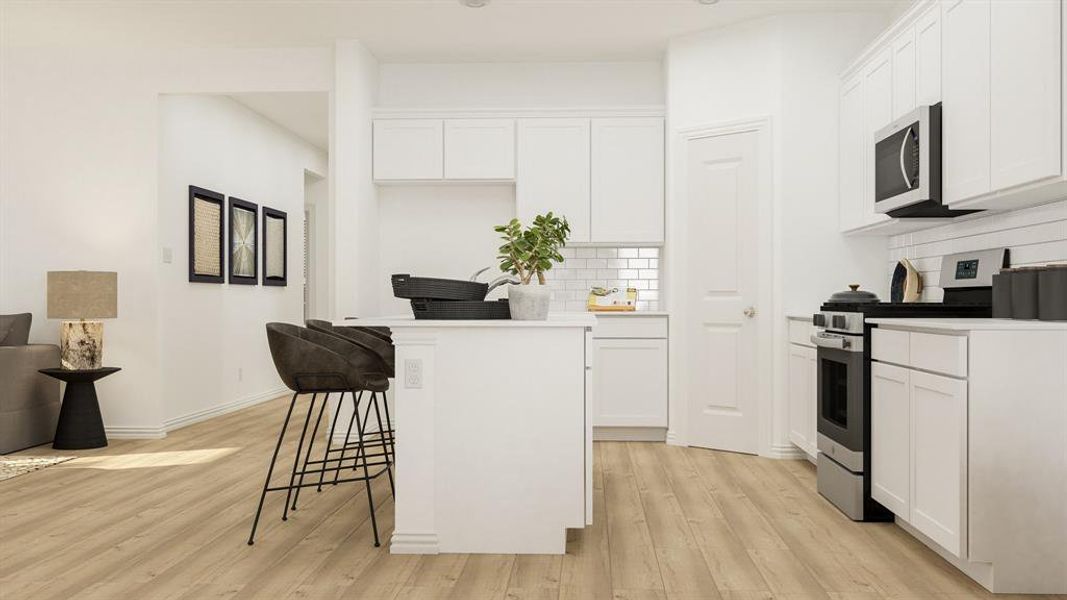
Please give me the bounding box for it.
[915,5,942,105]
[990,0,1061,191]
[591,118,665,243]
[942,0,991,205]
[516,119,591,242]
[373,119,444,180]
[892,27,917,120]
[685,131,759,454]
[592,338,668,427]
[871,362,910,517]
[910,370,967,557]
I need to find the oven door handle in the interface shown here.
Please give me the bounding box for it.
[811,334,854,351]
[899,127,914,190]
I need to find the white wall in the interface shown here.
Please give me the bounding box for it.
[157,94,326,426]
[0,46,333,435]
[665,13,888,456]
[888,201,1067,301]
[379,61,664,108]
[332,41,380,319]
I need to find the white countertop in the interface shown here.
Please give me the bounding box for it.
[867,318,1067,331]
[591,311,669,317]
[334,312,598,329]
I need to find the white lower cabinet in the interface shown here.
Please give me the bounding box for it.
[870,361,910,517]
[591,316,668,434]
[909,369,967,557]
[787,342,817,459]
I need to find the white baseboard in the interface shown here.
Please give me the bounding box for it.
[163,387,289,433]
[389,532,439,554]
[764,442,808,460]
[666,429,683,446]
[105,425,166,439]
[594,426,667,442]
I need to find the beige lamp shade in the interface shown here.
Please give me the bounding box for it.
[47,271,118,319]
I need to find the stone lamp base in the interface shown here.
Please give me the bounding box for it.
[60,320,104,370]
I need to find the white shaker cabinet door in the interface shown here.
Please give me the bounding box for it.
[862,47,893,228]
[892,26,917,120]
[871,361,911,518]
[444,119,515,180]
[373,119,444,181]
[839,73,865,232]
[787,344,817,458]
[590,118,664,243]
[910,369,967,558]
[915,4,942,106]
[592,338,668,428]
[942,0,991,205]
[517,119,591,242]
[989,0,1061,193]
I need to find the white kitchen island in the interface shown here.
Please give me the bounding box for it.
[334,313,596,555]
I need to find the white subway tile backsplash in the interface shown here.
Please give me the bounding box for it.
[548,246,665,311]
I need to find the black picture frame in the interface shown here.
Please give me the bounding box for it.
[188,186,225,284]
[261,206,288,287]
[227,197,259,285]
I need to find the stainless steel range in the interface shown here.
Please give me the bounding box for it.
[812,248,1008,521]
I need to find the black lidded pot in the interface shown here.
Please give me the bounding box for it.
[992,268,1014,318]
[1038,264,1067,321]
[828,284,880,304]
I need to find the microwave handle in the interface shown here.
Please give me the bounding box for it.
[899,127,914,190]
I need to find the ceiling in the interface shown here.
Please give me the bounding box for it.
[230,92,330,150]
[1,0,908,62]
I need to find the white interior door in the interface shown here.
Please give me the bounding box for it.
[684,131,760,454]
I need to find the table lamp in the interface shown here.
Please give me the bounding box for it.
[47,271,118,370]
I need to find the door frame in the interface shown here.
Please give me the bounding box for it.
[666,116,782,457]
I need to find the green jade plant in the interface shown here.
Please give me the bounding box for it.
[494,212,571,285]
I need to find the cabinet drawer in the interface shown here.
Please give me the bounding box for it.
[593,315,667,339]
[872,328,910,365]
[910,332,967,378]
[788,319,815,347]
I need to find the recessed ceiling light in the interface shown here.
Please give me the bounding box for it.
[696,0,720,4]
[460,0,491,7]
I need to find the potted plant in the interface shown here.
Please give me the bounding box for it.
[494,212,570,320]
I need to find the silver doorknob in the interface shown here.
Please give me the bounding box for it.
[743,306,756,318]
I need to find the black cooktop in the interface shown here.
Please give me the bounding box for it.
[821,286,993,317]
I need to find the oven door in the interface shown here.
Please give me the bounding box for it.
[815,343,865,468]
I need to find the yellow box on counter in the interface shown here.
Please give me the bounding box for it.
[587,287,637,312]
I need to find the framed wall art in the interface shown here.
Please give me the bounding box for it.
[262,207,288,287]
[228,197,258,285]
[188,186,225,284]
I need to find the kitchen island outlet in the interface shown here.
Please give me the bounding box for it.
[334,314,596,554]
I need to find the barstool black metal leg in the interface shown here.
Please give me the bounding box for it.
[352,389,381,547]
[248,392,299,545]
[381,389,396,460]
[292,392,329,511]
[315,391,346,493]
[282,394,317,522]
[370,391,395,496]
[333,390,363,484]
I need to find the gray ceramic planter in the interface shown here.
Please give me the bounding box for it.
[508,284,551,320]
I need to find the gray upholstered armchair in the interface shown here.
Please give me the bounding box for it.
[0,313,61,453]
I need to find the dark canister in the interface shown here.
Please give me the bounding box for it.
[1011,266,1040,320]
[1038,264,1067,321]
[992,268,1014,318]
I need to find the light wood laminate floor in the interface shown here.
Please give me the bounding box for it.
[1,395,1059,600]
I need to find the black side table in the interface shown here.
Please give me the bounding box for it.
[39,367,121,450]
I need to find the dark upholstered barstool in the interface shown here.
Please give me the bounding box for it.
[248,323,393,547]
[306,319,396,460]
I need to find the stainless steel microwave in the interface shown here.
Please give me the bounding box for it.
[873,103,961,218]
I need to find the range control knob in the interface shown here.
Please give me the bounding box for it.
[832,315,847,329]
[812,314,826,327]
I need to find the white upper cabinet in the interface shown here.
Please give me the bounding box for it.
[942,0,1064,210]
[839,74,866,232]
[373,119,444,181]
[861,48,893,227]
[517,118,591,242]
[915,5,942,106]
[892,28,917,120]
[444,119,515,180]
[591,118,664,243]
[989,0,1061,192]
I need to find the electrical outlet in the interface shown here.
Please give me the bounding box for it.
[161,246,173,264]
[405,359,423,389]
[238,367,243,382]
